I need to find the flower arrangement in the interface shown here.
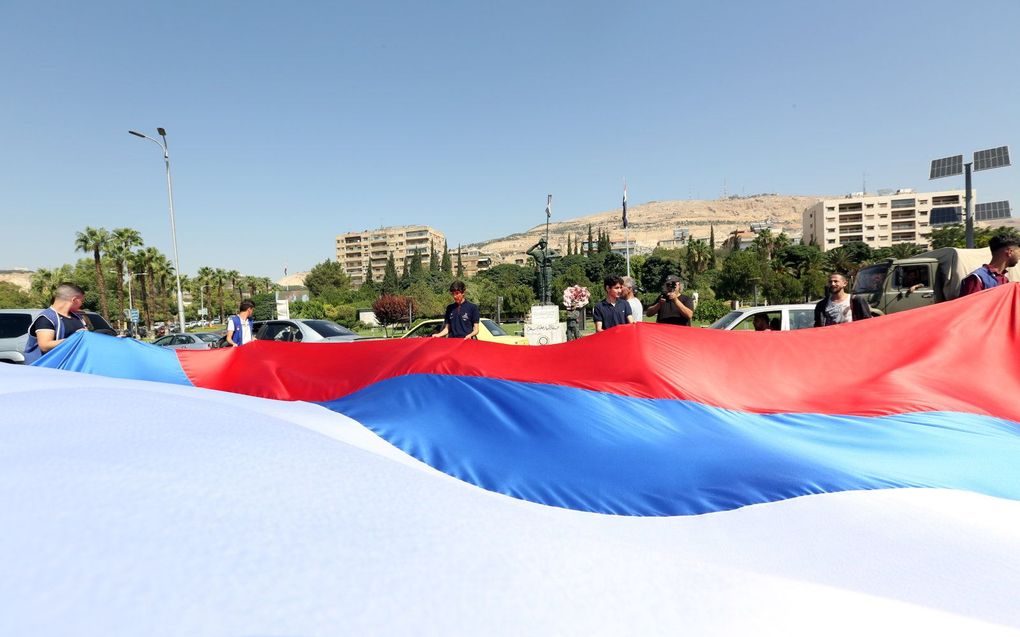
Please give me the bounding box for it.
[562,285,591,310]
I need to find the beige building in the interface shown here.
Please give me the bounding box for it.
[336,225,446,286]
[455,248,493,279]
[802,189,966,251]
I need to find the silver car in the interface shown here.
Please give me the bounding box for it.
[0,308,116,363]
[152,332,223,350]
[709,303,816,331]
[255,319,361,343]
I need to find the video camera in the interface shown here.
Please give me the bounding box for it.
[660,278,679,299]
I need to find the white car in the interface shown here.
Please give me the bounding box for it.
[152,332,223,350]
[709,303,816,331]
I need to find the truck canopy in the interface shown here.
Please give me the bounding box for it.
[912,247,1020,301]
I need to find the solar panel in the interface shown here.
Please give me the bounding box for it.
[974,200,1012,221]
[973,146,1010,172]
[930,206,962,225]
[929,155,963,179]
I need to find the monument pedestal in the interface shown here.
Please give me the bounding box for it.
[524,304,566,346]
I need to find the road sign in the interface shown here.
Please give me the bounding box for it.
[130,309,140,322]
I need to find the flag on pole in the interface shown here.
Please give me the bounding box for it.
[622,180,628,229]
[545,194,552,219]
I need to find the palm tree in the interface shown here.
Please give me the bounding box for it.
[213,268,228,322]
[888,242,925,259]
[31,268,54,303]
[225,269,241,303]
[241,275,259,298]
[260,277,274,294]
[130,249,154,331]
[148,252,174,324]
[74,227,111,319]
[195,266,216,320]
[107,228,144,327]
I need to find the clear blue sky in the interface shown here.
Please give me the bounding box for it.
[3,0,1017,278]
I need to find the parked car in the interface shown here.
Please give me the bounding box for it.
[402,318,529,345]
[152,332,224,350]
[0,309,116,364]
[253,319,362,343]
[708,304,816,331]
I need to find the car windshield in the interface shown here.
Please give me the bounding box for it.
[304,320,355,337]
[853,264,888,295]
[405,322,444,337]
[709,311,743,329]
[196,333,221,343]
[84,312,114,332]
[481,319,507,336]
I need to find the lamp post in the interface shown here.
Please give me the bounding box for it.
[129,127,187,333]
[929,146,1011,248]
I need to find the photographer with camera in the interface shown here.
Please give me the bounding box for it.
[645,274,695,326]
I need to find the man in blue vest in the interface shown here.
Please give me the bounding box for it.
[24,283,88,363]
[959,232,1020,297]
[226,300,257,346]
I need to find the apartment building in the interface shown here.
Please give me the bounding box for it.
[336,225,446,286]
[802,189,966,251]
[455,248,493,278]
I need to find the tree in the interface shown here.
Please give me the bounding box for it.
[0,281,33,308]
[212,267,229,322]
[74,226,111,320]
[429,242,440,273]
[441,241,452,274]
[382,254,399,294]
[502,284,536,319]
[931,225,966,249]
[640,256,683,294]
[107,227,143,327]
[714,248,765,302]
[305,259,351,297]
[586,224,594,257]
[456,245,464,278]
[409,248,424,278]
[708,226,717,269]
[372,294,418,337]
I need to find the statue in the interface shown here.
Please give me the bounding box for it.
[527,237,559,305]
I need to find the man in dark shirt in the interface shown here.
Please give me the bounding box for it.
[645,275,695,326]
[433,280,480,339]
[24,283,88,363]
[959,232,1020,297]
[593,275,634,332]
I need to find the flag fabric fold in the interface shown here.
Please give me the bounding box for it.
[30,283,1020,516]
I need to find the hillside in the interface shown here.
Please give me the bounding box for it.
[465,194,824,261]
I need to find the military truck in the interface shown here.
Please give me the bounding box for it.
[852,247,1020,316]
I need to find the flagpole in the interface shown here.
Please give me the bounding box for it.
[545,194,552,244]
[623,179,630,277]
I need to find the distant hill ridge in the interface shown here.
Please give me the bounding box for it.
[465,194,824,261]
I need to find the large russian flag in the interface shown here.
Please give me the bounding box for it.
[3,284,1020,634]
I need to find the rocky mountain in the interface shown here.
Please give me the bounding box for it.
[465,194,824,261]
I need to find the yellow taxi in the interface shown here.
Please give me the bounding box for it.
[402,318,529,345]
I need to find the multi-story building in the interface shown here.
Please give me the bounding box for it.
[336,225,446,286]
[455,248,493,279]
[802,189,966,251]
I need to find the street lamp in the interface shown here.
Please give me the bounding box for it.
[129,127,187,332]
[929,146,1011,248]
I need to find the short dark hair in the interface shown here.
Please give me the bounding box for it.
[603,275,624,288]
[988,232,1020,253]
[54,282,85,301]
[449,281,466,293]
[239,299,255,312]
